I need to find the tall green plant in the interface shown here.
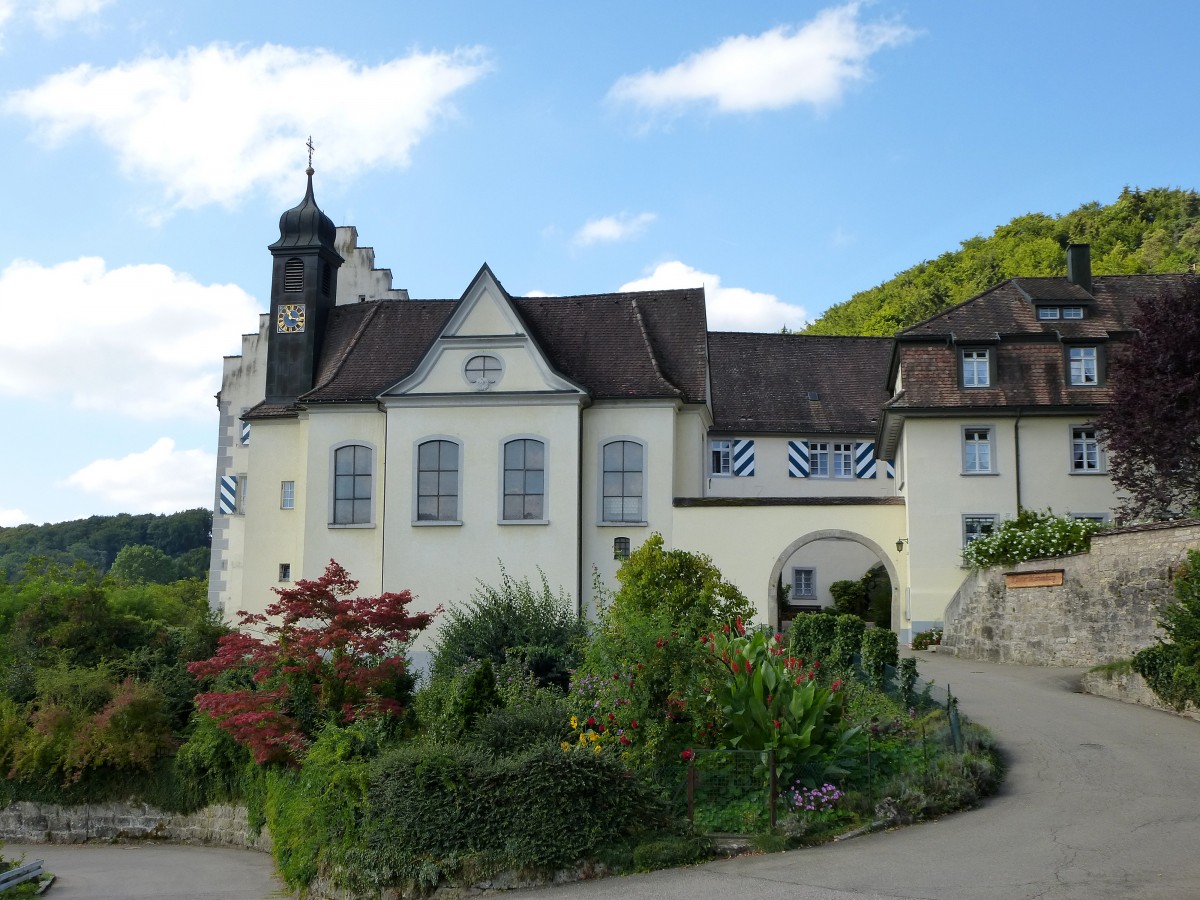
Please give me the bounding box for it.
[1134,549,1200,710]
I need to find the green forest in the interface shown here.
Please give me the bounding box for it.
[805,186,1200,336]
[0,509,211,583]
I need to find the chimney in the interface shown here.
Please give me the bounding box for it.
[1066,244,1092,293]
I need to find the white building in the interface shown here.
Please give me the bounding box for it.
[210,175,1190,649]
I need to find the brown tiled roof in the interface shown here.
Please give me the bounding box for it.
[888,273,1200,411]
[243,402,301,420]
[297,287,709,404]
[707,333,891,434]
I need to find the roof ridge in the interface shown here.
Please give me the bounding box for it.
[308,303,381,394]
[631,297,682,396]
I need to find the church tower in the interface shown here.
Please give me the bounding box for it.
[264,158,343,403]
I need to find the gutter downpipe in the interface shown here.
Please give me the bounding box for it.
[1014,408,1023,513]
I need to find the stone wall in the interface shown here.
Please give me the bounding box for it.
[0,801,271,851]
[941,520,1200,667]
[1081,667,1200,723]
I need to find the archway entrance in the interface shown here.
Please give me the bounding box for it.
[766,529,901,631]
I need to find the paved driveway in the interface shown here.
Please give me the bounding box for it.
[511,651,1200,900]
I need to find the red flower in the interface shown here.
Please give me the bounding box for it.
[736,615,745,635]
[619,735,631,746]
[744,659,753,674]
[608,713,615,721]
[773,719,780,729]
[630,720,638,729]
[730,660,741,674]
[681,749,694,761]
[774,632,783,644]
[832,679,843,692]
[655,638,665,648]
[586,716,596,727]
[597,724,605,733]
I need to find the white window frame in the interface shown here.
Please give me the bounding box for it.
[1062,306,1084,319]
[962,426,995,474]
[1070,425,1104,474]
[280,480,295,510]
[278,563,292,582]
[962,348,991,388]
[330,442,374,527]
[599,438,647,525]
[792,567,816,601]
[1068,346,1099,386]
[710,439,732,476]
[1037,306,1060,320]
[500,436,548,524]
[809,442,830,477]
[1072,513,1108,524]
[413,437,463,525]
[963,514,997,547]
[832,443,854,479]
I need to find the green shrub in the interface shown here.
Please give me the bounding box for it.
[788,612,837,663]
[829,616,865,673]
[463,700,573,756]
[1134,550,1200,710]
[829,580,868,617]
[431,568,587,690]
[860,629,899,689]
[175,712,252,806]
[962,508,1100,568]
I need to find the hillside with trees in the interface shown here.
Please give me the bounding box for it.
[0,509,211,583]
[805,187,1200,336]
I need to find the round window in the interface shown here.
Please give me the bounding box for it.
[464,354,503,390]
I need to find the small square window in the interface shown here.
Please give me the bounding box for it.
[281,481,295,509]
[278,563,291,582]
[613,537,631,559]
[1037,307,1060,320]
[963,516,996,546]
[1062,307,1084,319]
[792,567,816,599]
[962,349,990,388]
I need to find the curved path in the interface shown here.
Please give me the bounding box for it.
[513,651,1200,900]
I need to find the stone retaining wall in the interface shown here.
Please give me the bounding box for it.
[0,801,271,851]
[941,520,1200,667]
[1081,667,1200,723]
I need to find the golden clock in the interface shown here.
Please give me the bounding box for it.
[277,303,306,333]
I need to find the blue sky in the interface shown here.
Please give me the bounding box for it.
[1,1,1197,526]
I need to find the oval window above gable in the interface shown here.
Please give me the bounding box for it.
[464,354,503,390]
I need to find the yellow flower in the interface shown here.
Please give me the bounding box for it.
[570,715,578,729]
[588,732,599,743]
[593,744,602,754]
[560,741,571,752]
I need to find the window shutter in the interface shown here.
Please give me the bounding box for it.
[240,421,250,446]
[886,460,896,479]
[219,475,238,514]
[788,440,810,478]
[732,439,755,476]
[854,441,876,478]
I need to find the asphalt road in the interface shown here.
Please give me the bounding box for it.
[7,651,1199,899]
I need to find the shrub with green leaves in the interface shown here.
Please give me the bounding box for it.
[431,568,587,690]
[829,615,865,673]
[961,508,1100,569]
[788,612,837,663]
[1134,549,1200,710]
[860,629,899,689]
[829,580,868,617]
[911,628,943,651]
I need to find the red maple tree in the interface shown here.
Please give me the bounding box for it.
[188,560,437,765]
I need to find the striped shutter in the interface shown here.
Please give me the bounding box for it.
[886,460,896,479]
[854,441,877,479]
[732,439,755,476]
[219,475,238,514]
[240,421,250,445]
[788,440,810,478]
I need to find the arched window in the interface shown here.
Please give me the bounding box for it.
[332,444,372,525]
[283,257,304,292]
[417,439,460,521]
[464,354,503,389]
[503,439,545,520]
[601,440,644,523]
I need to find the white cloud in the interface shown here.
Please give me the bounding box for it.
[30,0,113,31]
[620,260,807,332]
[608,2,915,114]
[0,508,31,527]
[5,42,490,211]
[0,256,259,419]
[61,438,214,515]
[574,212,657,247]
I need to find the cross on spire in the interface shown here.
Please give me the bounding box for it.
[306,135,315,172]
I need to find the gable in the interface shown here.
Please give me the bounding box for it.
[382,265,586,398]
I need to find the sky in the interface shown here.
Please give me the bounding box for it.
[1,1,1198,527]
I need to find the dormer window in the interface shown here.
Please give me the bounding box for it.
[464,354,503,390]
[1062,307,1084,319]
[962,349,991,388]
[1037,307,1060,320]
[1068,346,1099,385]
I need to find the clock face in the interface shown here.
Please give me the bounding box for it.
[277,303,306,333]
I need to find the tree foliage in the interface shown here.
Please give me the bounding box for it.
[1096,280,1200,519]
[806,187,1200,336]
[1133,550,1200,710]
[189,560,436,765]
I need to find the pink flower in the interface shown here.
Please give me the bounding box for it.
[681,749,694,761]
